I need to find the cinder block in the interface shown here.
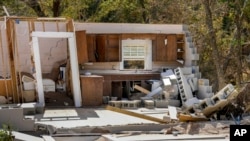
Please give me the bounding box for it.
[121,100,141,108]
[109,101,121,108]
[155,100,168,108]
[144,100,154,109]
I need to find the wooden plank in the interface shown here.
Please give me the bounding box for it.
[6,19,18,103]
[75,30,88,64]
[178,113,208,122]
[166,34,177,61]
[134,84,150,94]
[105,105,167,124]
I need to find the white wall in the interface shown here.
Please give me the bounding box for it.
[0,20,69,77]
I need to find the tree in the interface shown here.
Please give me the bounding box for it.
[202,0,226,91]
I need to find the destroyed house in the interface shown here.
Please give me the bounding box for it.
[0,17,202,108]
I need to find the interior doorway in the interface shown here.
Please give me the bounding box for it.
[31,31,81,107]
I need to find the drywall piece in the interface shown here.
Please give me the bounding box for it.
[168,106,178,120]
[151,80,162,91]
[31,31,82,107]
[144,87,163,97]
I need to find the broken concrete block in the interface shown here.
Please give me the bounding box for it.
[144,100,154,109]
[155,100,168,108]
[211,84,235,104]
[198,98,214,110]
[168,99,181,107]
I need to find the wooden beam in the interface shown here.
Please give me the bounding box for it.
[134,84,150,94]
[6,19,18,103]
[105,105,167,124]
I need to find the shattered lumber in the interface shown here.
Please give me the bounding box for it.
[134,84,150,94]
[105,105,167,124]
[177,113,208,122]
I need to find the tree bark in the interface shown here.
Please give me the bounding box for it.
[53,0,61,17]
[20,0,46,17]
[202,0,226,91]
[234,0,243,85]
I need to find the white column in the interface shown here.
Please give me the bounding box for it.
[68,37,82,107]
[32,37,45,106]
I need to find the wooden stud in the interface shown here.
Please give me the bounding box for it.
[105,105,167,124]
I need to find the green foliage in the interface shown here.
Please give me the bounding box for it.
[0,124,14,141]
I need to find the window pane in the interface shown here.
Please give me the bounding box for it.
[123,60,144,69]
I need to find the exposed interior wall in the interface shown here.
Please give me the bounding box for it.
[0,20,68,77]
[15,21,68,74]
[0,18,72,103]
[0,21,10,78]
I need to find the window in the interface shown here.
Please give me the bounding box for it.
[120,39,152,70]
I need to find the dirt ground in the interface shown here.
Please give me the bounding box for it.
[44,91,75,107]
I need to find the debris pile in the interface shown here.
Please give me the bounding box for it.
[108,67,241,122]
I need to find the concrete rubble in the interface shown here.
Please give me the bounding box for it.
[0,66,247,141]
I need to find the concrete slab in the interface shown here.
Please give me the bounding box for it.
[102,134,229,141]
[12,131,44,141]
[35,108,159,128]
